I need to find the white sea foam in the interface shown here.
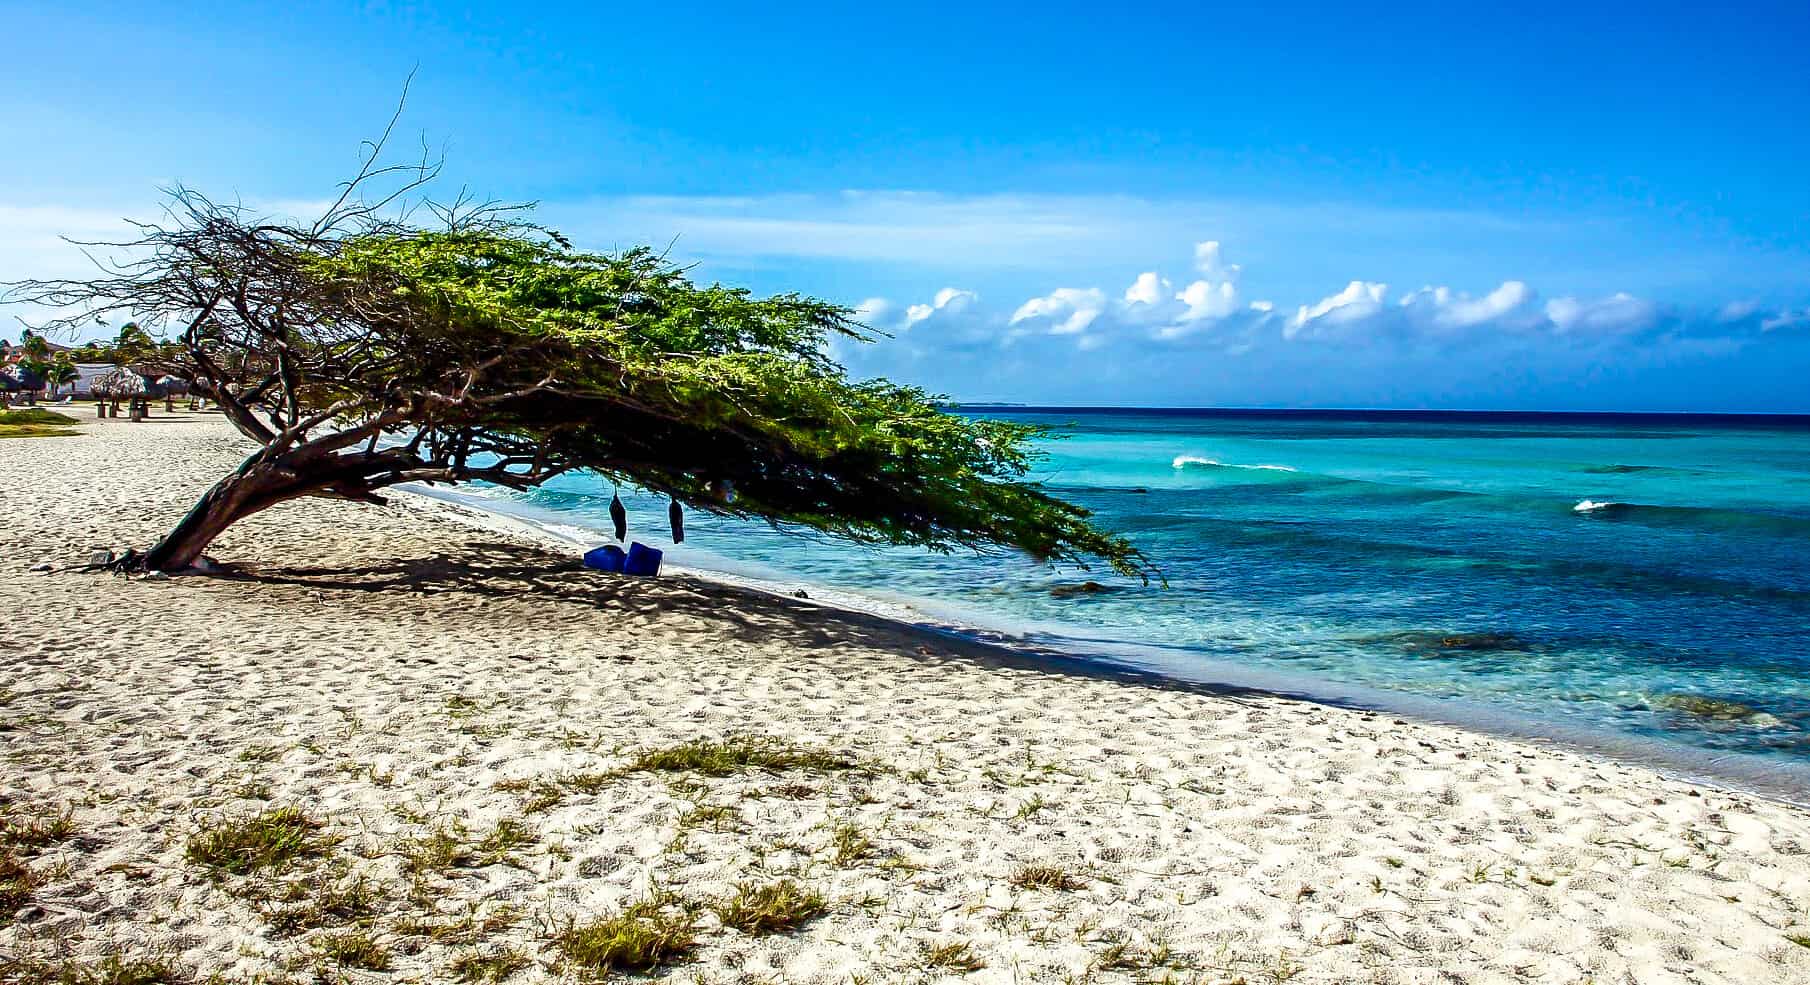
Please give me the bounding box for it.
[1574,499,1622,513]
[1172,454,1296,472]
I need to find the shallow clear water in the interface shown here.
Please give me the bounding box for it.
[443,409,1810,775]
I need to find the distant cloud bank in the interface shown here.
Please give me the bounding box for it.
[862,238,1804,358]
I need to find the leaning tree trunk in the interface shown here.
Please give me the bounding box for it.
[138,465,287,571]
[131,444,405,572]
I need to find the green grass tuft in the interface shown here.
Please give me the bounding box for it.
[553,893,698,973]
[314,930,391,970]
[923,939,985,972]
[620,736,859,777]
[1,807,76,852]
[450,946,530,983]
[712,880,827,936]
[1,852,41,927]
[186,807,329,877]
[259,872,381,934]
[1008,863,1085,891]
[829,821,876,866]
[0,953,181,984]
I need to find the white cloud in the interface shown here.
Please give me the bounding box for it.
[1399,280,1538,330]
[854,297,897,327]
[1544,292,1659,334]
[1122,271,1169,307]
[905,286,977,328]
[1288,280,1389,338]
[1010,287,1106,336]
[1761,308,1809,332]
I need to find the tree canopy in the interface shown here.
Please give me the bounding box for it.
[5,164,1149,579]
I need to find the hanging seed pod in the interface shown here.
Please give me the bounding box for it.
[669,499,685,544]
[609,492,627,541]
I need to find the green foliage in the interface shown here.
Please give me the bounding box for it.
[185,807,330,877]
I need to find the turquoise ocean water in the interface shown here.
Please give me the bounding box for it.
[424,409,1810,794]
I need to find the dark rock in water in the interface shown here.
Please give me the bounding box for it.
[1652,693,1783,727]
[1050,581,1115,598]
[1128,487,1150,494]
[1434,632,1527,652]
[1375,630,1532,656]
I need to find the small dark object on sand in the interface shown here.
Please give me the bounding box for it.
[793,590,810,599]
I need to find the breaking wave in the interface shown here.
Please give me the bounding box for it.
[1172,455,1297,472]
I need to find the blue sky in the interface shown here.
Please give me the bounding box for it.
[3,1,1808,410]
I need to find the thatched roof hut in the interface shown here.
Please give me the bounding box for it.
[92,366,149,398]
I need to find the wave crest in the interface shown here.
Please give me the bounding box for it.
[1172,455,1296,472]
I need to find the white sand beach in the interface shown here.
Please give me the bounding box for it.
[4,413,1810,984]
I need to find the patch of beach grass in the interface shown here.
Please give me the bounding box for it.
[403,817,535,876]
[186,807,329,877]
[238,744,282,763]
[1009,863,1085,892]
[712,880,827,936]
[553,892,699,973]
[0,953,181,985]
[258,871,381,935]
[828,820,876,866]
[473,817,535,865]
[1,852,42,926]
[393,903,521,945]
[922,939,985,972]
[516,736,865,813]
[621,736,860,777]
[1788,933,1810,949]
[314,929,391,971]
[400,824,468,875]
[678,803,739,833]
[1,805,75,852]
[449,946,530,983]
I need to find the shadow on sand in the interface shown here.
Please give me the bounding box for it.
[217,538,1282,709]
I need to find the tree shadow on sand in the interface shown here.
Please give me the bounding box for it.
[215,538,1282,708]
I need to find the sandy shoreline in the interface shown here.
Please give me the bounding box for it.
[4,412,1810,984]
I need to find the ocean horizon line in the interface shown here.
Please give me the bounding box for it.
[949,403,1810,424]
